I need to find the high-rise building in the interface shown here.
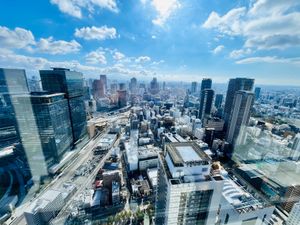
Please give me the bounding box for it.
[0,68,29,148]
[191,81,197,94]
[92,79,105,99]
[150,77,159,95]
[100,74,107,94]
[291,133,300,161]
[254,87,261,100]
[214,94,223,109]
[118,83,127,108]
[24,189,64,225]
[223,78,254,127]
[27,76,41,92]
[12,92,73,176]
[200,78,212,91]
[286,201,300,225]
[199,89,214,121]
[155,142,224,225]
[40,68,87,142]
[225,91,254,146]
[129,77,137,94]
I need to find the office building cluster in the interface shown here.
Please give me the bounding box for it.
[2,69,300,225]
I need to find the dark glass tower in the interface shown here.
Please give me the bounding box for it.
[191,81,197,94]
[223,78,254,127]
[255,87,261,100]
[225,90,254,146]
[199,89,214,121]
[12,93,73,175]
[214,94,223,109]
[40,68,87,142]
[200,78,212,91]
[0,68,29,148]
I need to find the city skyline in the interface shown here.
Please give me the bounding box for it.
[0,0,300,85]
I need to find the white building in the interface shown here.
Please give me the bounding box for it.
[286,201,300,225]
[138,146,158,171]
[217,178,274,225]
[24,189,64,225]
[155,142,224,225]
[291,133,300,161]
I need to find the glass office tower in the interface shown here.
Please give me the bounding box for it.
[223,78,254,128]
[12,93,73,176]
[40,68,87,142]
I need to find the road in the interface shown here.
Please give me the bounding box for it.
[6,113,129,225]
[51,128,122,225]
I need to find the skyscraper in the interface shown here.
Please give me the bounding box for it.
[40,68,87,142]
[199,89,214,121]
[191,81,197,94]
[223,78,254,127]
[201,78,212,91]
[100,74,107,94]
[92,79,105,99]
[225,90,254,146]
[129,77,137,94]
[254,87,261,100]
[214,94,223,109]
[118,83,127,108]
[12,92,73,177]
[0,68,29,148]
[155,142,224,225]
[286,201,300,225]
[150,77,159,94]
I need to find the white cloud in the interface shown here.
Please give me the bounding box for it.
[135,56,151,63]
[0,26,81,55]
[75,26,117,40]
[85,50,107,64]
[203,0,300,51]
[212,45,224,54]
[0,51,156,79]
[151,60,164,65]
[229,48,252,59]
[203,7,246,35]
[36,37,81,54]
[151,35,157,39]
[236,56,300,65]
[50,0,118,19]
[151,0,181,26]
[113,51,125,60]
[0,26,35,49]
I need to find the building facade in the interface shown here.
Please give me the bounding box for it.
[155,142,224,225]
[223,78,254,128]
[225,91,254,146]
[40,68,87,142]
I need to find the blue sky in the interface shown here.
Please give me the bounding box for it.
[0,0,300,85]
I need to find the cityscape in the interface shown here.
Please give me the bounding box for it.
[1,1,300,225]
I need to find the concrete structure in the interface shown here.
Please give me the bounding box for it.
[155,142,224,225]
[138,147,158,171]
[286,201,300,225]
[24,189,64,225]
[291,133,300,161]
[218,177,274,225]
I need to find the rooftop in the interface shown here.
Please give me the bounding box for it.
[166,142,210,167]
